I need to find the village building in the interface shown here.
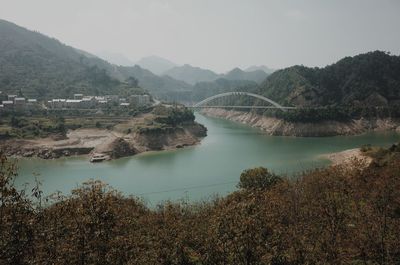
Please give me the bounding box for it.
[105,95,119,103]
[7,95,17,101]
[14,97,26,108]
[129,94,151,107]
[50,99,66,109]
[65,99,82,108]
[26,99,39,109]
[73,94,83,100]
[2,101,14,108]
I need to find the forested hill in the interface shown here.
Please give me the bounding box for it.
[0,19,119,98]
[259,51,400,107]
[0,19,190,99]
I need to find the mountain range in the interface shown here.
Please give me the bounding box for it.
[1,19,398,108]
[0,19,270,101]
[0,19,193,99]
[163,64,269,85]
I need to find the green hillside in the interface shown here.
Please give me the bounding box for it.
[260,51,400,107]
[0,19,190,99]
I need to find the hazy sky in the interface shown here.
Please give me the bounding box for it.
[1,0,399,73]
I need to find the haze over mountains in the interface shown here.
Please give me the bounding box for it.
[0,19,273,101]
[245,65,275,74]
[95,51,135,67]
[1,19,399,107]
[136,56,177,76]
[97,52,273,85]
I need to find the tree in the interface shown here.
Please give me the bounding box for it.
[238,167,281,190]
[126,76,139,87]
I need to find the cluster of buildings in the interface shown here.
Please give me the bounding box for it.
[47,94,151,109]
[0,94,39,110]
[0,91,151,111]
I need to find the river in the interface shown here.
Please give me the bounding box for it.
[16,113,400,206]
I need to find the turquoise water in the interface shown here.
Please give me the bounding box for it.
[16,114,400,206]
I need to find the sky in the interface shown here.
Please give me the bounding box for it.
[1,0,400,73]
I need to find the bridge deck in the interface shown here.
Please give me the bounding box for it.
[188,105,296,109]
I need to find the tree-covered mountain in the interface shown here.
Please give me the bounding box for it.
[136,56,177,75]
[0,20,132,99]
[222,68,268,83]
[163,64,220,85]
[0,19,190,99]
[259,51,400,107]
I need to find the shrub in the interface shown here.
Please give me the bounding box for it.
[238,167,281,190]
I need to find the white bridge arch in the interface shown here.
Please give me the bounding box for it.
[192,92,292,111]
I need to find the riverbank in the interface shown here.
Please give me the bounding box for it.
[201,108,400,137]
[0,108,207,161]
[0,124,206,161]
[319,148,372,166]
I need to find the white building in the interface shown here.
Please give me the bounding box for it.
[26,99,38,109]
[51,99,66,109]
[129,95,151,107]
[14,97,26,107]
[8,95,17,101]
[82,96,96,108]
[65,99,82,108]
[74,94,83,100]
[2,101,14,108]
[105,95,119,103]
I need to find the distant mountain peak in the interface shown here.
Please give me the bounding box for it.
[245,65,275,74]
[95,51,135,66]
[136,56,177,75]
[223,67,268,83]
[163,64,219,85]
[227,67,244,74]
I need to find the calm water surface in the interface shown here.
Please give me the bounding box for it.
[16,114,400,205]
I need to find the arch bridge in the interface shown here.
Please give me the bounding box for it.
[189,92,295,111]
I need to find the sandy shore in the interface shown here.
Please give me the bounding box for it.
[320,148,372,166]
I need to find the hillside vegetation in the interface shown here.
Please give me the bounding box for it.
[0,20,190,99]
[1,144,399,264]
[260,51,400,107]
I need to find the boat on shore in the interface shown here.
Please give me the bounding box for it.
[90,153,109,163]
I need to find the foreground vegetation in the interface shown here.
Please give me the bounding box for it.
[1,144,399,264]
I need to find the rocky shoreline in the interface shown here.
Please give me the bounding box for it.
[201,108,400,137]
[0,123,207,161]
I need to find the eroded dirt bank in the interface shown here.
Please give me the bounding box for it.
[201,108,400,137]
[0,124,207,161]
